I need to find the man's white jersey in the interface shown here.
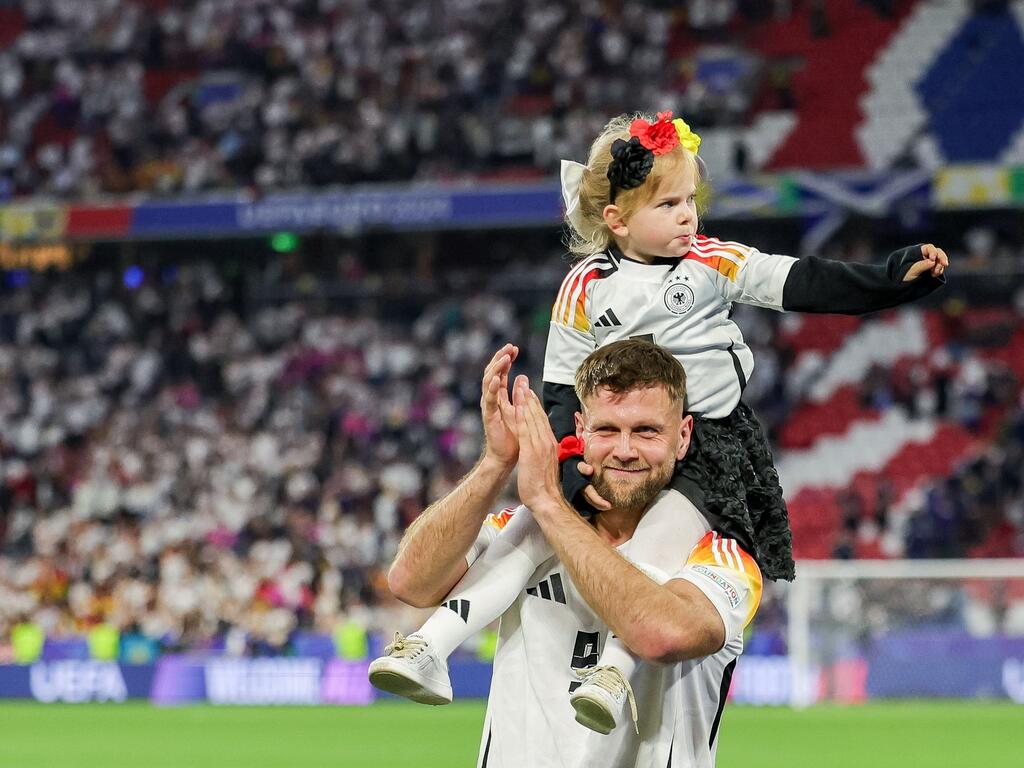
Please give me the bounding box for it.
[474,509,763,768]
[543,236,797,419]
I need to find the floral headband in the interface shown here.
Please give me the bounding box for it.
[560,112,702,231]
[608,111,701,202]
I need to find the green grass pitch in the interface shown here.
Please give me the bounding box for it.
[0,700,1020,767]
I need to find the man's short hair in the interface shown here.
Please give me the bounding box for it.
[574,339,688,411]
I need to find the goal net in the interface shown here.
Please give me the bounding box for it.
[731,559,1024,707]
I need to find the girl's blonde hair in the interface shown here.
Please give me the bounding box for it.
[566,112,706,259]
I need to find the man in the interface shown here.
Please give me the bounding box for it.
[383,340,762,767]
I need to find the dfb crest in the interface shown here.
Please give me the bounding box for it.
[663,283,695,315]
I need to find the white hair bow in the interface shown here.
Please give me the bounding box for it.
[559,159,587,233]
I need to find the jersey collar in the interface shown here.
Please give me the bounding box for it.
[607,244,683,269]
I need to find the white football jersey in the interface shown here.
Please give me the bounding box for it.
[543,236,797,419]
[474,507,763,768]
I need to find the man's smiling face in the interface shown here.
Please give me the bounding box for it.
[577,385,691,516]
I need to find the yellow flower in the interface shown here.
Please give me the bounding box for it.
[672,118,701,154]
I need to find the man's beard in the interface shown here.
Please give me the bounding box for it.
[590,459,676,516]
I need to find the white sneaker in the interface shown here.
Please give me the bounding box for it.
[368,633,453,705]
[569,666,638,735]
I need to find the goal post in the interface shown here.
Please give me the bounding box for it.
[774,559,1024,708]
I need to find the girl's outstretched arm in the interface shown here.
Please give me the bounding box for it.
[782,243,947,315]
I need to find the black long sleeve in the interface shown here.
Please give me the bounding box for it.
[543,382,580,440]
[782,245,945,315]
[542,381,597,516]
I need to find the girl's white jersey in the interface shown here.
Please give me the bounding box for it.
[543,236,797,419]
[474,500,763,768]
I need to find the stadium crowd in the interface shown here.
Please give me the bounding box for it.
[0,233,1022,654]
[904,408,1024,560]
[0,0,792,200]
[0,254,535,651]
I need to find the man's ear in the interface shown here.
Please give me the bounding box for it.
[575,411,585,440]
[602,204,628,238]
[676,414,694,461]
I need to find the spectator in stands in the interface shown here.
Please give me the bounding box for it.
[0,0,801,197]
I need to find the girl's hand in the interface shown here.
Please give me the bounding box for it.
[902,243,948,281]
[575,461,612,512]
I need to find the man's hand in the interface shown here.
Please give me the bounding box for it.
[902,243,948,281]
[513,375,566,514]
[481,344,519,470]
[389,343,520,607]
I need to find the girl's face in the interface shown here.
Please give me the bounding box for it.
[613,164,699,263]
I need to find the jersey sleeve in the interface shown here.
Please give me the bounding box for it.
[673,531,763,640]
[465,507,517,567]
[542,261,600,386]
[687,237,796,311]
[781,245,946,314]
[542,382,580,441]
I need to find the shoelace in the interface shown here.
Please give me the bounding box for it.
[384,632,428,659]
[576,665,639,734]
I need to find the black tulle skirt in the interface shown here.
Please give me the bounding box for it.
[671,401,795,581]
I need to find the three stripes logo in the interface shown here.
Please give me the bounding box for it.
[593,308,621,329]
[443,598,470,623]
[526,573,567,604]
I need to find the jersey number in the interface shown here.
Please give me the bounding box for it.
[567,631,601,692]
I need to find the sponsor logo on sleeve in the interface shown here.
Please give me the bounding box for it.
[692,564,740,608]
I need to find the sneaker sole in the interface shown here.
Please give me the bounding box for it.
[368,666,452,706]
[571,696,616,735]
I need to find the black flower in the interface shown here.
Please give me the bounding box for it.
[607,137,654,201]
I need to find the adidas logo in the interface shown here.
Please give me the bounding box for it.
[593,308,621,328]
[526,573,567,605]
[443,598,470,622]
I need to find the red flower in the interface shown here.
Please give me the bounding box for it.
[557,435,585,463]
[629,111,680,156]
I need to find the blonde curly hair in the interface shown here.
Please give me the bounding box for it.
[565,112,708,260]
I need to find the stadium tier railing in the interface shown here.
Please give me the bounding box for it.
[1,165,1021,246]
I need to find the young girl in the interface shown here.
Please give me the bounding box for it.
[369,111,947,733]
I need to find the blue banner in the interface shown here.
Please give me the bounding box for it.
[0,661,155,702]
[6,165,1024,245]
[866,633,1024,699]
[128,183,564,239]
[118,170,960,241]
[235,184,561,234]
[132,201,241,236]
[3,636,1023,704]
